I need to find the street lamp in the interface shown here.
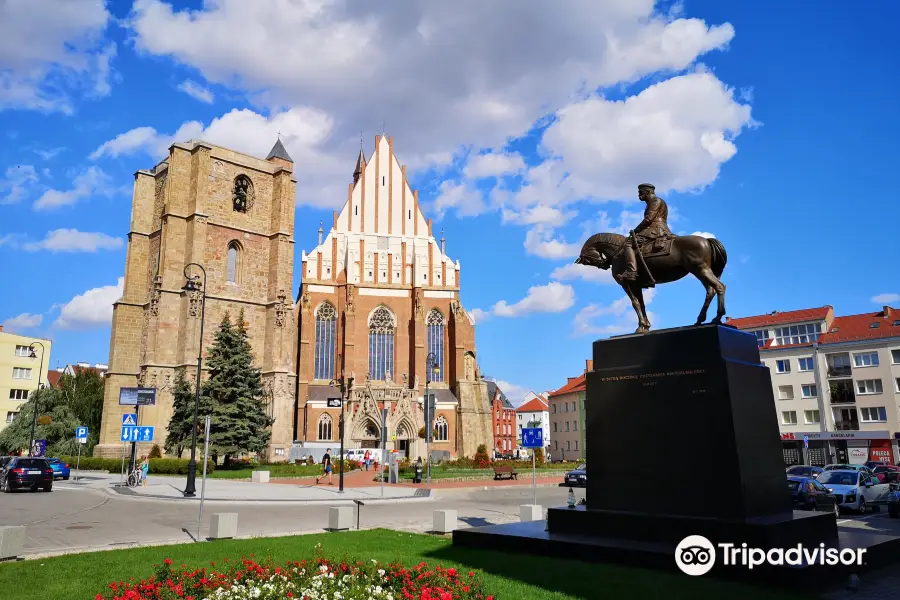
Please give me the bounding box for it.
[424,352,440,485]
[28,342,46,457]
[329,372,353,493]
[181,263,207,498]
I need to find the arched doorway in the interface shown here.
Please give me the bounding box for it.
[394,419,416,460]
[353,418,381,449]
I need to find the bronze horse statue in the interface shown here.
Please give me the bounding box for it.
[575,233,728,333]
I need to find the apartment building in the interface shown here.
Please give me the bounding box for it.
[726,305,900,466]
[0,326,52,433]
[548,360,592,461]
[487,380,517,456]
[516,392,550,455]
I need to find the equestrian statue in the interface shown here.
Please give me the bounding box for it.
[575,183,727,333]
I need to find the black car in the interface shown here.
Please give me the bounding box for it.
[564,463,586,487]
[0,456,54,492]
[786,465,824,479]
[787,476,839,516]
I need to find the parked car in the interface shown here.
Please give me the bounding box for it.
[787,476,839,516]
[824,464,873,474]
[887,481,900,518]
[563,463,586,487]
[864,461,887,470]
[817,469,890,513]
[871,465,900,483]
[786,465,824,479]
[0,457,54,492]
[45,458,70,480]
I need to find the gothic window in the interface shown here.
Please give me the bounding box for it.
[317,413,333,441]
[232,175,254,213]
[368,306,395,381]
[314,302,337,380]
[427,309,445,382]
[434,415,449,442]
[226,241,241,284]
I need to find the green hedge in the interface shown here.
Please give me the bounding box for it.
[59,456,215,475]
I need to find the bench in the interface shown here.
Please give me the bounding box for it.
[493,466,518,481]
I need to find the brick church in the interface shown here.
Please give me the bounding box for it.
[94,135,494,461]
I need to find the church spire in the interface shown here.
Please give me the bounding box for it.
[352,146,366,185]
[266,137,293,163]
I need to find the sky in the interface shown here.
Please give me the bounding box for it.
[1,1,898,406]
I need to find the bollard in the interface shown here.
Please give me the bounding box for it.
[0,526,26,561]
[251,470,270,483]
[433,509,458,534]
[328,506,352,531]
[519,504,542,522]
[209,513,238,539]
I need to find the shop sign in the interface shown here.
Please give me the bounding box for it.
[848,447,868,464]
[781,431,890,441]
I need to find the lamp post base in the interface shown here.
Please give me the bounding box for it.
[184,460,198,497]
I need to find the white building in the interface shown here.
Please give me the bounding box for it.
[516,392,550,456]
[726,304,900,466]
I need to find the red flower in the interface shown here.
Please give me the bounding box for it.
[164,559,173,566]
[446,568,457,577]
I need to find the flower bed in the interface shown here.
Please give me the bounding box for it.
[97,554,492,600]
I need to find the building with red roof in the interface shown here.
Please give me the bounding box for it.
[515,392,550,455]
[726,304,900,467]
[547,360,591,461]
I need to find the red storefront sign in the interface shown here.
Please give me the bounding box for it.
[781,433,796,441]
[870,440,894,465]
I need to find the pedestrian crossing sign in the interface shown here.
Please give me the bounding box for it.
[122,414,137,426]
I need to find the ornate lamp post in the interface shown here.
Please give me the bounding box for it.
[28,342,46,457]
[424,352,440,485]
[329,371,353,493]
[181,263,207,497]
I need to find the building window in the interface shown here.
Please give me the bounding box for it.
[553,422,557,433]
[432,416,449,442]
[317,414,333,440]
[9,389,29,401]
[14,345,31,357]
[368,307,395,381]
[574,440,578,451]
[314,302,337,380]
[226,241,241,284]
[854,352,879,368]
[426,309,445,382]
[891,349,900,364]
[798,357,814,372]
[856,379,883,395]
[232,174,254,212]
[804,410,820,424]
[860,407,888,422]
[896,378,900,393]
[801,384,817,398]
[778,385,794,400]
[12,367,31,380]
[773,323,822,346]
[782,411,797,425]
[753,329,770,348]
[566,440,571,450]
[554,440,558,450]
[552,404,556,413]
[5,412,16,424]
[573,421,578,431]
[776,360,791,373]
[565,422,570,432]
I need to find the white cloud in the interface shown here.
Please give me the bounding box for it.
[550,263,614,285]
[34,147,66,160]
[54,277,124,330]
[22,229,123,253]
[872,293,900,304]
[89,126,162,160]
[0,0,113,113]
[33,166,114,210]
[468,308,490,323]
[463,152,525,179]
[691,231,716,238]
[432,181,486,218]
[2,312,43,330]
[492,282,575,317]
[523,226,581,260]
[177,79,214,103]
[573,289,658,336]
[492,380,530,407]
[502,205,575,228]
[0,165,39,204]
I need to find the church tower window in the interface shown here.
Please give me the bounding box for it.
[434,415,449,441]
[226,241,241,284]
[317,413,333,440]
[368,306,395,381]
[314,302,337,380]
[232,175,254,213]
[427,309,445,382]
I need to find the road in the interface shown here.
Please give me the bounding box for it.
[0,481,584,556]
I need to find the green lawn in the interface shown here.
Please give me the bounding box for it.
[0,529,812,600]
[152,464,324,479]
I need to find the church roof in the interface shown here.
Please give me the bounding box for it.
[266,138,293,163]
[352,148,366,182]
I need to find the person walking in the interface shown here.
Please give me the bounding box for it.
[140,455,150,487]
[316,449,333,485]
[364,449,371,471]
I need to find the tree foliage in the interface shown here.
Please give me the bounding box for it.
[165,370,198,458]
[0,388,80,456]
[58,368,105,449]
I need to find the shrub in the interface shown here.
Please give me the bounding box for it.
[533,447,544,465]
[148,444,163,459]
[473,444,490,469]
[58,456,214,474]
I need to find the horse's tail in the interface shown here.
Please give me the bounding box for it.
[708,238,728,278]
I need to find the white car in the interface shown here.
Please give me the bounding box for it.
[817,469,890,513]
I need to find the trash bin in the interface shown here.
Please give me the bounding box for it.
[414,462,423,484]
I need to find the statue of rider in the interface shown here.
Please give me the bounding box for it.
[617,183,673,282]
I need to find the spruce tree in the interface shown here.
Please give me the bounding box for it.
[165,370,197,457]
[202,310,273,460]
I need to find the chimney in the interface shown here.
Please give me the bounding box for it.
[0,325,3,332]
[884,306,892,318]
[585,359,593,373]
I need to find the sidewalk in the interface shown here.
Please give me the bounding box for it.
[270,469,565,490]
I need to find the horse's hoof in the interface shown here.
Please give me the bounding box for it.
[694,320,704,326]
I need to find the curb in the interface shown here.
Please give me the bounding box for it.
[100,485,432,504]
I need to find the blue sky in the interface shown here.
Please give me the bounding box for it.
[1,1,898,404]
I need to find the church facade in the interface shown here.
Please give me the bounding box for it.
[94,135,493,461]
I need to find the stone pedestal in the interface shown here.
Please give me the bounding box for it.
[251,470,270,483]
[519,505,542,522]
[0,526,25,561]
[329,506,352,531]
[209,513,238,539]
[433,509,457,533]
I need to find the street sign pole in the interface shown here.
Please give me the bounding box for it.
[120,441,126,484]
[75,438,82,482]
[129,404,140,475]
[381,408,388,498]
[197,415,211,542]
[532,450,536,505]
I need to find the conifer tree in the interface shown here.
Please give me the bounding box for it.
[165,370,196,457]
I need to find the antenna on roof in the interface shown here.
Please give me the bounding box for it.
[382,119,385,136]
[360,130,363,150]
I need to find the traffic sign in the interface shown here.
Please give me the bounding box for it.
[75,426,88,440]
[326,398,342,408]
[521,427,543,448]
[122,414,137,426]
[120,426,154,442]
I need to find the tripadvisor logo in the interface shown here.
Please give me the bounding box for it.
[675,535,866,576]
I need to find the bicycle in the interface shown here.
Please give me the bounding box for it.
[126,465,143,487]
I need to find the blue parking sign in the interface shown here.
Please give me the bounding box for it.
[75,426,88,440]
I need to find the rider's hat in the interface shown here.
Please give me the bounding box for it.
[637,183,655,191]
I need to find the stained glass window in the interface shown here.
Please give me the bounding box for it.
[368,307,395,381]
[426,309,444,382]
[317,413,332,440]
[314,303,336,380]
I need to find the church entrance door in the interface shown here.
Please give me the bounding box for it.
[398,439,410,460]
[360,440,378,449]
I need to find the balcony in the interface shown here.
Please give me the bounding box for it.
[829,380,855,404]
[834,420,860,431]
[827,365,852,378]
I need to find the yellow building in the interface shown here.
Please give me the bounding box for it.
[0,326,52,433]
